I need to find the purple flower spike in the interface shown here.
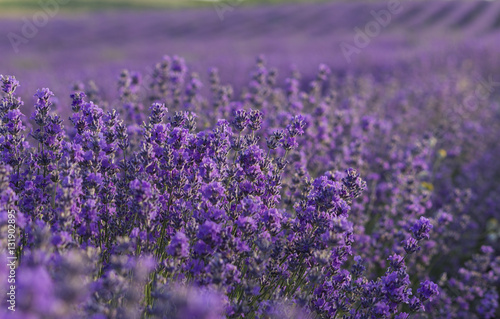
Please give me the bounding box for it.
[411,216,433,241]
[417,280,439,301]
[1,75,20,94]
[403,237,421,254]
[167,231,190,258]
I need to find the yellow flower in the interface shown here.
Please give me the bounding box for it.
[438,149,447,159]
[421,182,434,191]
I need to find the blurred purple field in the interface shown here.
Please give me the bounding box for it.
[1,1,500,318]
[1,0,500,101]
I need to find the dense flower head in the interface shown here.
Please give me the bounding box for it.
[1,74,20,95]
[3,108,25,134]
[34,88,54,103]
[342,168,367,200]
[197,220,222,244]
[381,271,412,303]
[411,216,433,241]
[248,109,263,131]
[239,144,264,169]
[403,237,421,254]
[388,254,406,271]
[31,88,55,125]
[232,109,249,132]
[417,280,439,301]
[286,114,306,137]
[149,102,168,125]
[409,296,424,312]
[167,231,190,258]
[70,92,86,112]
[201,182,226,205]
[129,179,152,202]
[266,130,285,150]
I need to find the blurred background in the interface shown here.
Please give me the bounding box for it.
[1,0,500,104]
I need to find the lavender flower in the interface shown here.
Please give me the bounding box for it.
[411,216,433,241]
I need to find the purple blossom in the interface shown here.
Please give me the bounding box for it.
[403,237,421,254]
[1,75,20,94]
[388,254,405,271]
[167,231,190,258]
[411,216,433,241]
[197,221,222,246]
[417,280,439,301]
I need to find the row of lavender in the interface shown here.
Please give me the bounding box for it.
[3,0,500,108]
[0,53,499,318]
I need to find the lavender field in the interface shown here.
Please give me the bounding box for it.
[1,0,500,318]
